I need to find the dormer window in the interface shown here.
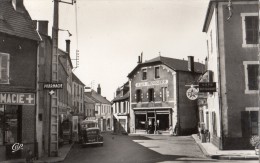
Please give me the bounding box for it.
[155,66,160,79]
[142,68,147,80]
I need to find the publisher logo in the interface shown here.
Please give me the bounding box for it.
[12,143,23,153]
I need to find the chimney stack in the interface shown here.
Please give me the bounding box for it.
[188,56,194,72]
[97,84,101,95]
[116,87,120,96]
[12,0,24,12]
[66,40,71,55]
[38,21,49,36]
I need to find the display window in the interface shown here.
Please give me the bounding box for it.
[0,105,21,145]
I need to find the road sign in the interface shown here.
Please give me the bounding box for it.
[49,90,55,95]
[199,82,216,92]
[43,83,63,89]
[186,88,199,100]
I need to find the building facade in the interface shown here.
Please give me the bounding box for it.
[72,73,85,141]
[0,0,41,161]
[199,0,259,150]
[112,82,130,134]
[85,85,112,132]
[128,56,204,135]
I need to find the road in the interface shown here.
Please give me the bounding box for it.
[64,133,258,163]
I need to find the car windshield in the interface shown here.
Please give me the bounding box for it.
[87,130,99,135]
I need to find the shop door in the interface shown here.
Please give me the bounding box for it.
[148,118,155,134]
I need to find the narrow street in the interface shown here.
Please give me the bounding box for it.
[64,133,258,163]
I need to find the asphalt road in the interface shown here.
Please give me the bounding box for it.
[64,133,258,163]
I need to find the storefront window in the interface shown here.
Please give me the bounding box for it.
[0,105,20,145]
[135,114,146,129]
[4,105,18,144]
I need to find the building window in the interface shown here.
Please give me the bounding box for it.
[241,13,258,47]
[155,66,160,79]
[243,61,259,94]
[142,68,147,80]
[136,89,142,103]
[161,87,167,101]
[0,53,10,84]
[241,111,258,137]
[148,88,154,102]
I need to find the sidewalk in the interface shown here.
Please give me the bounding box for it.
[0,143,73,163]
[192,134,258,160]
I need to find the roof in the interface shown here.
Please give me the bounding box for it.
[84,95,96,104]
[58,49,73,69]
[202,0,257,32]
[0,0,41,41]
[72,73,85,86]
[112,91,129,103]
[128,56,205,78]
[85,90,111,105]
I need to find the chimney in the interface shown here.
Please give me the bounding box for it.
[116,87,120,96]
[188,56,194,72]
[205,57,208,71]
[38,21,49,36]
[66,40,71,55]
[137,56,141,64]
[97,84,101,95]
[12,0,24,12]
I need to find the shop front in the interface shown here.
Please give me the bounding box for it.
[134,108,172,134]
[0,92,36,161]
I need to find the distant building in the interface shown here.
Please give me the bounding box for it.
[112,82,130,134]
[0,0,41,161]
[85,85,112,131]
[72,73,85,141]
[84,95,96,118]
[128,56,204,135]
[199,0,258,150]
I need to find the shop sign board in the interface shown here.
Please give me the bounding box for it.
[136,80,168,87]
[43,83,63,89]
[0,92,35,105]
[199,82,216,92]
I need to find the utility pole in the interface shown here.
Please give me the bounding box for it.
[49,0,75,156]
[258,0,260,162]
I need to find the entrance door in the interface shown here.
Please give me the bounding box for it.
[148,118,155,134]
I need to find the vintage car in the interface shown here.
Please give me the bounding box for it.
[80,127,103,146]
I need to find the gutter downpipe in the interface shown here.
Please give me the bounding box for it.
[215,2,224,150]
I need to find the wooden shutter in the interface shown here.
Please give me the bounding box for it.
[247,64,259,90]
[245,16,258,44]
[241,111,251,137]
[0,54,9,84]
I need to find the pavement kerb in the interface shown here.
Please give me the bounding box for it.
[191,134,258,160]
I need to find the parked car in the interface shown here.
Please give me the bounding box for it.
[80,127,103,146]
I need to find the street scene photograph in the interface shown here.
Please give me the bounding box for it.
[0,0,260,162]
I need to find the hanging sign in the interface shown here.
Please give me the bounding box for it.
[186,88,199,100]
[0,92,35,105]
[199,82,216,92]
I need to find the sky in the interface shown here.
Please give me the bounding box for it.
[24,0,209,101]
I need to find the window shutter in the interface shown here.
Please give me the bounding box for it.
[241,111,251,138]
[0,54,9,84]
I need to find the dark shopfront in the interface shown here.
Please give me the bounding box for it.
[0,92,36,161]
[134,108,172,134]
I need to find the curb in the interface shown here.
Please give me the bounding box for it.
[191,135,258,160]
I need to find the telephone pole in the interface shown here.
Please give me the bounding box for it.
[49,0,75,156]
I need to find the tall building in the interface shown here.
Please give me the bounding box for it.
[0,0,41,161]
[128,56,204,135]
[198,0,259,149]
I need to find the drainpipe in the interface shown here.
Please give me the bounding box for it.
[215,2,224,150]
